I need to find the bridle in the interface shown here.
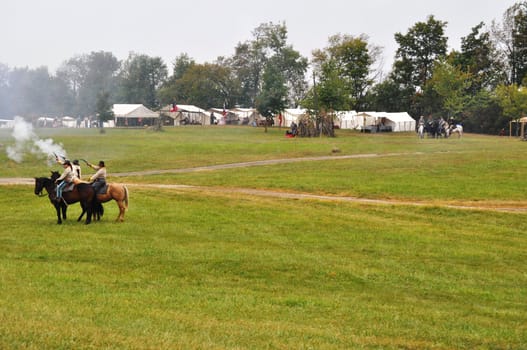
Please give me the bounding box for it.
[35,178,51,197]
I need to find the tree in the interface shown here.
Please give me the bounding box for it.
[451,22,506,92]
[463,90,503,134]
[117,53,168,109]
[7,66,55,118]
[427,60,472,118]
[159,62,233,109]
[56,55,86,117]
[495,83,527,136]
[390,15,448,115]
[393,15,448,90]
[275,46,308,107]
[157,53,196,106]
[492,2,527,84]
[368,77,413,112]
[311,34,381,111]
[495,83,527,119]
[172,53,195,80]
[228,22,307,108]
[77,51,120,117]
[256,57,288,131]
[95,91,114,133]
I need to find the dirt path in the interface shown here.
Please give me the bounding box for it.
[3,153,526,213]
[111,152,428,177]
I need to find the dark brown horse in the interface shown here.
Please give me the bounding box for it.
[34,172,99,224]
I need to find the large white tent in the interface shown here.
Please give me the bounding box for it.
[113,104,158,127]
[230,108,262,126]
[0,118,14,128]
[355,111,415,132]
[382,112,416,132]
[161,104,209,125]
[283,108,308,126]
[335,111,359,129]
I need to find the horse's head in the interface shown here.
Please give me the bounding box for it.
[34,177,47,196]
[34,172,57,196]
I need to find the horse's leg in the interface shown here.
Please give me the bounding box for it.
[55,203,62,224]
[91,201,101,221]
[84,201,92,225]
[117,186,129,222]
[61,202,67,220]
[77,204,86,222]
[115,200,125,222]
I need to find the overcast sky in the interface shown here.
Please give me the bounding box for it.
[1,0,517,74]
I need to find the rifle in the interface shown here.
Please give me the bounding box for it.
[53,152,67,163]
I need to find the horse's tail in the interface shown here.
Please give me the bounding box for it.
[123,185,129,210]
[96,201,104,217]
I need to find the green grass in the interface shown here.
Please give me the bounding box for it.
[1,126,526,348]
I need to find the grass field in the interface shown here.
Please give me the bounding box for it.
[0,126,526,349]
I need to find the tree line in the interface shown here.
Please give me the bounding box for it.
[0,2,526,135]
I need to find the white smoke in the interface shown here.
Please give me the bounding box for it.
[6,116,67,164]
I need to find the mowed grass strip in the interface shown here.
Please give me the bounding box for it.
[0,186,525,349]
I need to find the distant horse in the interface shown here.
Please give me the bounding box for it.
[437,119,450,138]
[34,172,99,224]
[417,124,425,139]
[450,124,463,138]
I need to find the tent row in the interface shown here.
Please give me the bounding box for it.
[23,104,416,132]
[284,109,416,132]
[115,104,415,132]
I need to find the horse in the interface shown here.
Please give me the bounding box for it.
[437,118,450,138]
[34,172,99,224]
[426,119,439,138]
[417,124,425,139]
[96,182,129,222]
[68,174,129,222]
[450,124,463,138]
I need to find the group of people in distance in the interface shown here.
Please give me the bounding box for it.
[54,157,106,203]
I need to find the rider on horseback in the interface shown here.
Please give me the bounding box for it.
[55,160,81,202]
[87,160,107,194]
[72,159,82,178]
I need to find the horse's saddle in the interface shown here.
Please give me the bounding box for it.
[63,182,75,193]
[95,183,108,195]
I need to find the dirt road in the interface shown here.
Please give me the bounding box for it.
[2,153,526,213]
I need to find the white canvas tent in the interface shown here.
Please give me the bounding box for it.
[355,112,381,131]
[61,116,77,128]
[207,107,261,125]
[0,118,14,128]
[382,112,416,132]
[230,108,262,125]
[335,111,359,129]
[283,108,308,126]
[355,111,415,132]
[113,104,158,127]
[160,104,208,125]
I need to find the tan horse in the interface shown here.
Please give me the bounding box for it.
[97,183,129,221]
